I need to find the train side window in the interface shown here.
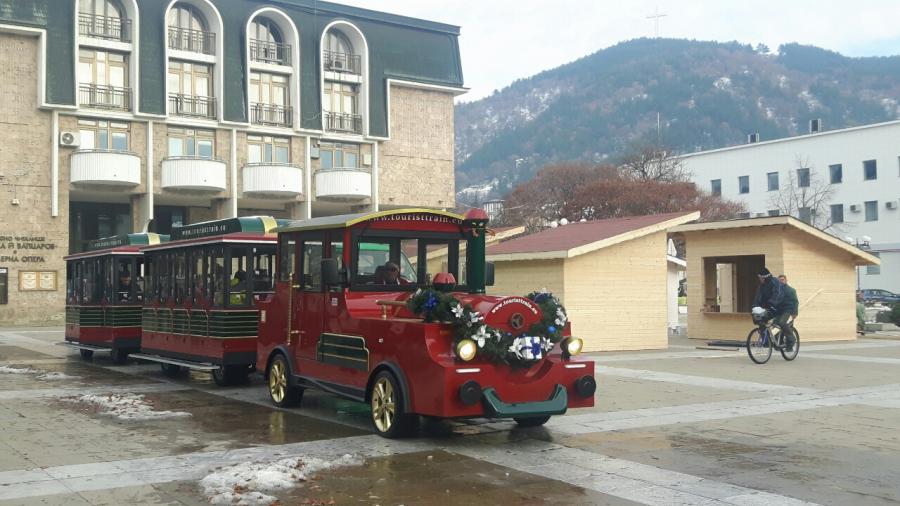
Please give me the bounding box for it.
[278,235,296,282]
[253,246,275,294]
[174,250,187,304]
[227,247,249,306]
[116,257,135,303]
[134,258,144,303]
[73,261,83,304]
[83,258,97,304]
[192,247,208,305]
[211,247,225,307]
[159,252,172,303]
[301,239,323,291]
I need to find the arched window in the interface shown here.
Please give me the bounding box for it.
[324,29,353,55]
[168,3,207,32]
[250,17,283,45]
[323,29,359,74]
[249,16,288,65]
[79,0,128,41]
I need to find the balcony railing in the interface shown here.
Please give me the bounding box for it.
[249,39,291,66]
[324,112,362,134]
[78,13,131,42]
[167,26,215,55]
[79,84,131,110]
[323,50,362,75]
[70,149,141,186]
[169,93,216,119]
[251,103,292,127]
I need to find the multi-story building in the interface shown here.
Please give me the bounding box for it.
[679,120,900,292]
[0,0,464,324]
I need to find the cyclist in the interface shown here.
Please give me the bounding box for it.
[752,267,793,351]
[778,274,798,350]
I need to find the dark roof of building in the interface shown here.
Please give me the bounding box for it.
[487,212,699,260]
[269,0,460,33]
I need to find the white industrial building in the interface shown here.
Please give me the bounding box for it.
[679,120,900,293]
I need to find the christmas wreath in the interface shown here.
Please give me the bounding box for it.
[406,288,569,366]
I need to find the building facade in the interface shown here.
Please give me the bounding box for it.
[679,121,900,293]
[0,0,464,324]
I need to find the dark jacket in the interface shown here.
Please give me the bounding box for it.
[782,284,799,315]
[752,276,784,312]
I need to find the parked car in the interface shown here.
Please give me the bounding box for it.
[861,289,900,305]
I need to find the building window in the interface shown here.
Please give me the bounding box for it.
[864,200,879,222]
[323,29,360,74]
[798,207,813,224]
[168,127,214,158]
[830,204,844,224]
[737,212,751,219]
[867,252,880,275]
[323,82,362,133]
[319,142,359,169]
[248,135,290,164]
[250,72,291,127]
[249,16,288,65]
[738,175,749,194]
[167,2,214,54]
[797,168,810,187]
[710,179,721,196]
[864,159,877,180]
[78,119,128,150]
[168,61,214,118]
[767,172,779,191]
[78,49,130,109]
[767,210,780,217]
[829,164,842,184]
[78,0,130,42]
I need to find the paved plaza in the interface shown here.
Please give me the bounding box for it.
[1,327,900,505]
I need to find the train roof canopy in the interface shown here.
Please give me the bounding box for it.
[276,208,466,233]
[171,216,289,241]
[87,233,168,252]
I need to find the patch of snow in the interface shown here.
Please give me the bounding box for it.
[457,180,498,201]
[0,365,77,380]
[713,76,732,90]
[778,75,789,89]
[687,98,696,109]
[798,90,821,111]
[881,97,899,117]
[62,393,191,420]
[200,454,362,506]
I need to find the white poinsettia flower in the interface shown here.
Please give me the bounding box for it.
[555,307,568,326]
[473,325,491,348]
[468,311,483,327]
[451,304,466,320]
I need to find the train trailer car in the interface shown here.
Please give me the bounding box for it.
[258,208,596,438]
[132,217,284,385]
[64,233,167,363]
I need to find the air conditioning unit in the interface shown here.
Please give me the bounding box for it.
[59,131,79,148]
[887,201,898,210]
[747,132,759,143]
[849,204,861,213]
[330,59,344,70]
[362,153,372,166]
[310,147,320,159]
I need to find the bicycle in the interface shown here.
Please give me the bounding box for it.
[746,307,800,364]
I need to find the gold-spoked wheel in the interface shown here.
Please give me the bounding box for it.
[369,371,416,438]
[371,376,396,433]
[267,354,302,407]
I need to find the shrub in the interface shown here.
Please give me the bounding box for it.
[891,303,900,326]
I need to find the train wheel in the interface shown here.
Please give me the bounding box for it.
[369,371,416,438]
[110,348,128,365]
[79,349,94,360]
[160,363,184,377]
[514,415,551,427]
[267,355,302,407]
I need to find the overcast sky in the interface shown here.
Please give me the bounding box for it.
[335,0,900,102]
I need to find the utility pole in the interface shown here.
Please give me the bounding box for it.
[646,6,667,38]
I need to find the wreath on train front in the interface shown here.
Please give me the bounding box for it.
[407,288,568,366]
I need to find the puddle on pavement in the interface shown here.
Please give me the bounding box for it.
[155,450,637,506]
[0,358,153,390]
[0,345,56,361]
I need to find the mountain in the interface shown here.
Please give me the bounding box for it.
[454,38,900,202]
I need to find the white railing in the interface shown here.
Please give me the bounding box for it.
[242,163,303,197]
[70,150,140,186]
[314,168,371,200]
[161,157,227,191]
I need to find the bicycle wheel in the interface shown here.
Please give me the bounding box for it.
[746,327,772,364]
[781,327,799,361]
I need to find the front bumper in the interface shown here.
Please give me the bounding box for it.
[481,384,568,418]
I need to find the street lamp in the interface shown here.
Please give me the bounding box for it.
[845,236,871,291]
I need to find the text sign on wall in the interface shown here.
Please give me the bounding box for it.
[19,271,57,291]
[0,235,56,264]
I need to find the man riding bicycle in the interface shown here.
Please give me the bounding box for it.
[752,267,795,352]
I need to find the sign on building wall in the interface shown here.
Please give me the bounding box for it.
[0,267,7,304]
[18,271,57,291]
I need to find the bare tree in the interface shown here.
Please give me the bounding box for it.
[767,156,836,230]
[618,143,691,183]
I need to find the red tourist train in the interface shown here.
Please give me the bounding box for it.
[258,208,596,437]
[131,217,285,385]
[64,233,167,363]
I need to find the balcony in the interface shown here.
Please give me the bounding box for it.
[78,13,132,42]
[70,150,141,186]
[169,93,216,119]
[324,112,363,134]
[323,50,361,75]
[161,157,226,192]
[242,163,303,197]
[315,168,371,201]
[167,26,215,55]
[250,103,292,127]
[249,40,291,66]
[79,84,131,111]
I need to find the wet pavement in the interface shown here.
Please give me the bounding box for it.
[1,327,900,505]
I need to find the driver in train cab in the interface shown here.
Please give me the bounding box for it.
[117,272,133,302]
[382,262,402,284]
[230,270,248,305]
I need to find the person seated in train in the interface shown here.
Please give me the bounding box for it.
[230,270,248,305]
[117,272,133,302]
[382,262,408,285]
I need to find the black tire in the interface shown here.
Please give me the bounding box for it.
[746,327,772,364]
[369,370,416,438]
[110,347,128,365]
[160,363,184,377]
[781,327,800,361]
[211,364,250,386]
[267,354,303,407]
[79,349,94,360]
[514,415,551,427]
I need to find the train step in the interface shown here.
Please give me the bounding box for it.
[129,353,220,371]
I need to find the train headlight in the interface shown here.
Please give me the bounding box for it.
[563,337,584,356]
[456,339,478,362]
